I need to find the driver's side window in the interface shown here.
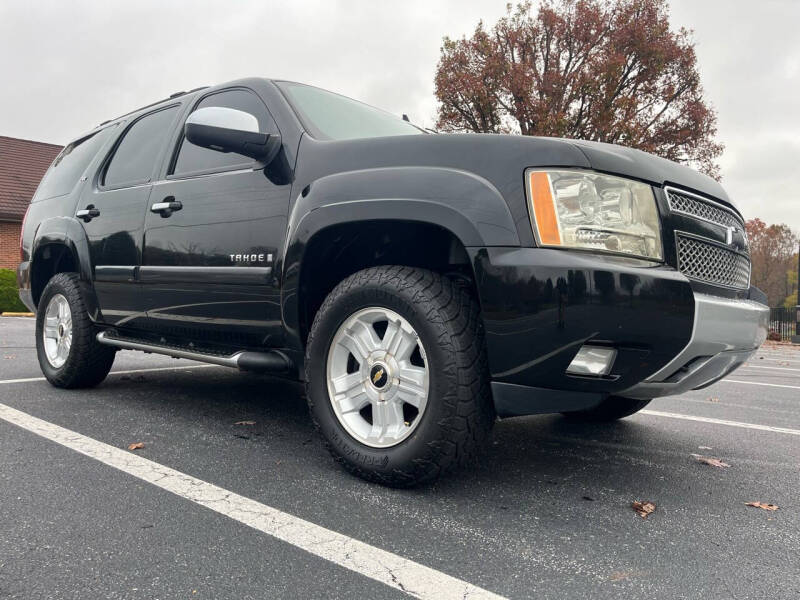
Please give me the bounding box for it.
[171,88,272,177]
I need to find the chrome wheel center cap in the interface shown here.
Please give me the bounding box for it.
[369,363,390,389]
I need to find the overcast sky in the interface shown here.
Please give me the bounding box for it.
[0,0,797,229]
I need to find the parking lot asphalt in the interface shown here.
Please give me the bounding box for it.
[1,316,798,599]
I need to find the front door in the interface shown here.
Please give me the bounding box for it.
[139,88,290,349]
[80,105,181,327]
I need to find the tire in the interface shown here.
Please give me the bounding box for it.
[562,396,651,422]
[35,272,116,389]
[305,266,494,487]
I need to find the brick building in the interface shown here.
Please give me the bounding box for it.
[0,136,63,270]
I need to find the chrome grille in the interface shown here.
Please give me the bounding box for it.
[676,234,750,289]
[666,188,744,230]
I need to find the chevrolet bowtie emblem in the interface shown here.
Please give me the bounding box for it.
[372,368,385,384]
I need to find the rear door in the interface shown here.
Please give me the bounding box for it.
[78,104,181,327]
[139,87,290,349]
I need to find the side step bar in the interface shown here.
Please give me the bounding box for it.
[96,331,291,373]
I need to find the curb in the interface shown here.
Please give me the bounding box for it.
[1,312,34,317]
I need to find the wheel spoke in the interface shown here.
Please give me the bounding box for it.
[339,320,379,361]
[44,317,59,339]
[368,400,405,443]
[330,373,369,415]
[396,364,427,408]
[383,320,417,361]
[62,332,72,354]
[331,372,362,395]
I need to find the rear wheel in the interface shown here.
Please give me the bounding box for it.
[562,396,651,422]
[305,266,494,487]
[36,273,116,388]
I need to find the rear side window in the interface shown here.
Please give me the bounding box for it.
[103,106,179,188]
[33,125,117,201]
[171,89,272,177]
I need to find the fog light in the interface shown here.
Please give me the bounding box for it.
[566,345,617,376]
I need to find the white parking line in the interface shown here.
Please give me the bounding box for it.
[0,364,218,385]
[0,403,504,600]
[640,410,800,436]
[720,379,800,391]
[741,365,800,373]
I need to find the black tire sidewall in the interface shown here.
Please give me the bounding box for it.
[306,278,462,480]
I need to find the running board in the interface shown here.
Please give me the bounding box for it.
[96,331,291,373]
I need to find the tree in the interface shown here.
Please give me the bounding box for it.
[783,260,798,309]
[745,218,798,307]
[434,0,723,178]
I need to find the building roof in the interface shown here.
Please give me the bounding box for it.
[0,135,63,222]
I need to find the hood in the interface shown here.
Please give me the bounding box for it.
[566,139,734,210]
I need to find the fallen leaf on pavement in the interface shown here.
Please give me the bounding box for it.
[127,442,145,450]
[692,454,730,468]
[234,420,256,425]
[698,446,713,450]
[609,572,633,582]
[631,501,656,518]
[707,397,719,402]
[745,502,779,511]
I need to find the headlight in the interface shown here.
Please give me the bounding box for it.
[526,169,663,261]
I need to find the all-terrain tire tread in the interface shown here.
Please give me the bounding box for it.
[305,266,494,487]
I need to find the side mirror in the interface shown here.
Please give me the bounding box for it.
[184,106,280,162]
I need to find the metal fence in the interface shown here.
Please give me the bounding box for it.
[769,307,798,340]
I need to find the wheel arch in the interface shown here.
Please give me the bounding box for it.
[281,166,518,349]
[29,217,97,312]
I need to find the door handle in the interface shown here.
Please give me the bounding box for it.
[150,197,182,218]
[76,206,100,222]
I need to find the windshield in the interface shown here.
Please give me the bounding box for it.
[277,82,423,141]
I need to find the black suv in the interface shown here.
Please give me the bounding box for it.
[18,78,768,486]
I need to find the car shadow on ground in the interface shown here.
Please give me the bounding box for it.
[90,368,728,506]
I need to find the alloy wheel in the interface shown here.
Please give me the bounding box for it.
[326,307,429,448]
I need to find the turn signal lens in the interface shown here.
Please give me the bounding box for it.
[526,169,663,261]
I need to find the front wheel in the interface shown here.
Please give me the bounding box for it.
[305,266,494,487]
[562,396,651,422]
[36,273,116,388]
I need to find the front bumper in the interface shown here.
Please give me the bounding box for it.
[619,292,768,399]
[469,247,768,416]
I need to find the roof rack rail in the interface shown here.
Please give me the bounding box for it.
[100,85,209,126]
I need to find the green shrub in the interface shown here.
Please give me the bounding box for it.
[0,269,27,313]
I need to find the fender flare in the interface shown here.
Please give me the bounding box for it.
[29,216,100,316]
[280,166,520,348]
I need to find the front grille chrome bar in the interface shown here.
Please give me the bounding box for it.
[665,186,745,231]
